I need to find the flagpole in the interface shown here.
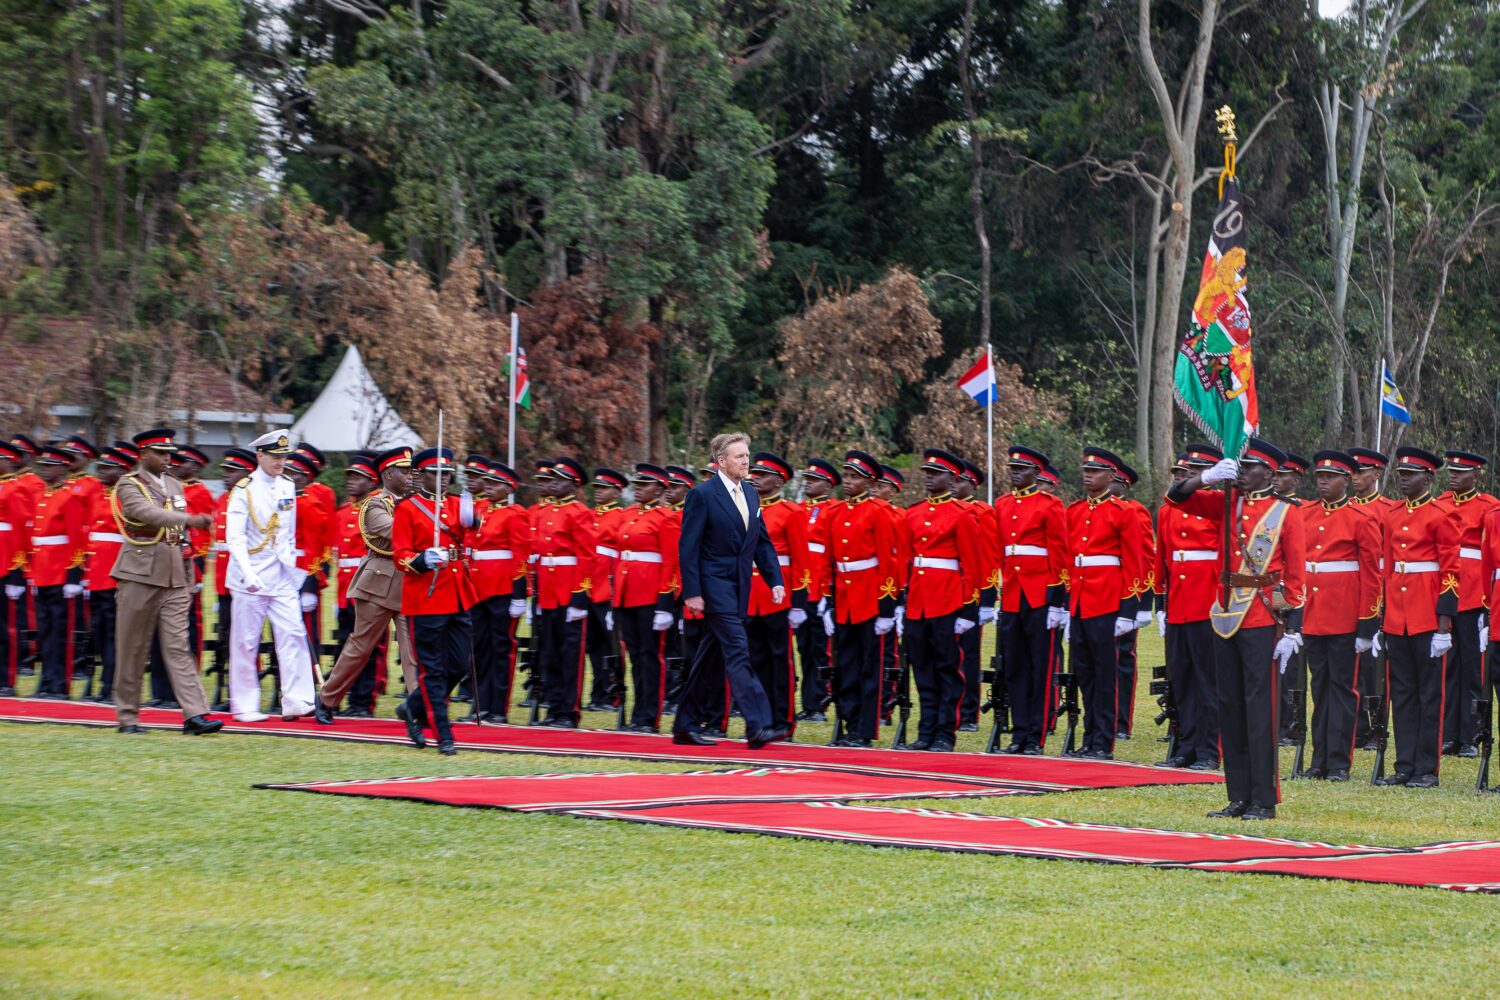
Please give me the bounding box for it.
[985,346,994,504]
[1373,355,1383,453]
[507,311,519,469]
[1216,106,1239,610]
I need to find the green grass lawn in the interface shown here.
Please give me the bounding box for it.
[4,629,1500,998]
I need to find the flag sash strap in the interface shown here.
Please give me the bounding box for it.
[1210,498,1291,639]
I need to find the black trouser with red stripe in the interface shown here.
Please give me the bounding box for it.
[618,605,667,729]
[905,612,961,745]
[797,618,832,716]
[1000,598,1052,750]
[1115,629,1139,736]
[835,617,883,742]
[1442,609,1483,749]
[1069,613,1119,754]
[1307,632,1358,774]
[958,621,982,726]
[586,600,614,706]
[1166,619,1219,765]
[1214,624,1279,809]
[746,609,796,730]
[471,595,519,718]
[536,606,587,724]
[402,610,472,744]
[1387,630,1445,779]
[91,589,118,699]
[35,584,71,696]
[0,589,17,691]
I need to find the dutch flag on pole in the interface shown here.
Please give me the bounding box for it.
[1380,360,1411,425]
[958,349,996,407]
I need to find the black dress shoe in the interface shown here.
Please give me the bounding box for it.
[339,707,374,718]
[481,712,508,724]
[842,738,872,748]
[906,738,932,751]
[1407,773,1439,788]
[1001,742,1025,755]
[314,701,336,725]
[1115,731,1130,741]
[1188,759,1219,771]
[394,702,427,749]
[1326,769,1350,782]
[928,738,955,753]
[543,717,579,729]
[672,730,717,746]
[1207,801,1249,818]
[1303,767,1327,780]
[957,722,979,733]
[796,711,827,723]
[182,715,223,736]
[1458,743,1479,758]
[1241,805,1276,821]
[438,739,458,756]
[1156,755,1190,769]
[1375,771,1411,786]
[1278,736,1296,748]
[1441,741,1457,756]
[157,699,180,710]
[117,724,147,734]
[1086,749,1113,760]
[747,726,790,750]
[1361,739,1378,751]
[1022,744,1043,756]
[0,686,15,697]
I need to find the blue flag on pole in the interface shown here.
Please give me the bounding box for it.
[1380,361,1412,425]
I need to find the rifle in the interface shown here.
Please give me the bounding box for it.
[74,628,95,697]
[1366,693,1390,785]
[206,622,230,711]
[1149,665,1179,762]
[605,617,628,731]
[1286,682,1307,779]
[981,645,1009,754]
[889,636,913,748]
[1477,639,1493,793]
[1055,666,1081,756]
[517,629,545,726]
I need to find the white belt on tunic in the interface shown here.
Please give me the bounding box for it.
[619,551,663,564]
[912,556,959,571]
[1172,550,1217,563]
[539,555,578,567]
[1074,555,1120,567]
[596,545,619,558]
[1392,561,1438,574]
[777,555,792,566]
[337,557,362,568]
[1461,547,1482,560]
[836,558,877,573]
[471,549,515,562]
[807,542,826,554]
[1004,545,1047,557]
[33,534,69,546]
[1305,560,1358,574]
[88,532,125,544]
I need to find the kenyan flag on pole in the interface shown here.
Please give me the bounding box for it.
[1173,176,1258,459]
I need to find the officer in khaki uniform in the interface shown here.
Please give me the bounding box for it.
[111,428,223,736]
[314,446,414,725]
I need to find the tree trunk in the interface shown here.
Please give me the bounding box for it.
[647,298,669,460]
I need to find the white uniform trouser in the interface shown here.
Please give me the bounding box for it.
[229,590,316,716]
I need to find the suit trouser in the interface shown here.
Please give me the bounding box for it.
[1069,613,1120,753]
[472,596,519,718]
[320,599,406,711]
[536,607,587,723]
[906,613,961,744]
[1115,629,1139,735]
[91,589,118,698]
[958,622,982,725]
[746,610,796,730]
[1443,608,1483,747]
[1214,624,1279,808]
[113,581,210,726]
[150,586,203,702]
[1000,599,1053,749]
[1307,632,1359,774]
[35,585,72,696]
[618,606,667,728]
[675,611,771,736]
[797,619,832,715]
[678,618,728,731]
[334,604,382,712]
[586,600,614,705]
[835,618,883,742]
[1387,630,1445,778]
[1166,619,1219,765]
[228,591,316,716]
[402,610,473,744]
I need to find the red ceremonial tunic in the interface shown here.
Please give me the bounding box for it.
[1122,496,1157,603]
[180,478,215,564]
[825,493,899,624]
[588,502,628,604]
[993,485,1068,613]
[612,503,679,610]
[85,487,123,593]
[1166,489,1306,631]
[469,500,531,602]
[1065,494,1146,620]
[1382,493,1460,636]
[803,496,842,602]
[294,491,333,586]
[963,497,1001,599]
[30,482,88,587]
[1154,499,1223,624]
[212,492,233,597]
[748,496,810,616]
[332,501,364,608]
[1299,497,1383,636]
[903,493,983,619]
[1438,489,1499,613]
[531,497,597,611]
[0,475,33,575]
[875,496,912,593]
[1481,507,1500,641]
[393,492,476,615]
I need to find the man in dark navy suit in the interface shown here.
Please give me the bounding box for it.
[674,432,790,748]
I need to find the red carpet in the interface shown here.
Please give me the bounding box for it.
[0,696,1222,792]
[258,767,1032,811]
[1182,842,1500,893]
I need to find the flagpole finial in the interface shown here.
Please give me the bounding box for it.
[1215,105,1238,143]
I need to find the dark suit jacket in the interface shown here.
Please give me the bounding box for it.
[679,474,783,615]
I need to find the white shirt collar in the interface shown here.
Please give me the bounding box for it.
[717,468,742,496]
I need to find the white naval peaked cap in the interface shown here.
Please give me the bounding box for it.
[250,431,293,454]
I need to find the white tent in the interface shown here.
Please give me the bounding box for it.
[288,345,421,452]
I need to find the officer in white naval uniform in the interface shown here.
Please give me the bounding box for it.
[224,431,316,720]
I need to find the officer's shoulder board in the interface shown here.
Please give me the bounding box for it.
[231,479,250,492]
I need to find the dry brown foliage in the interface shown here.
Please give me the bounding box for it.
[0,177,53,296]
[907,347,1066,469]
[772,267,942,456]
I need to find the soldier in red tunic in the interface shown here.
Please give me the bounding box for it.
[467,460,530,722]
[1169,438,1306,819]
[746,453,811,732]
[954,460,999,730]
[1375,447,1461,788]
[902,449,983,752]
[26,446,89,698]
[994,446,1069,755]
[1065,447,1146,760]
[610,464,678,731]
[874,464,910,723]
[585,467,629,712]
[286,452,333,665]
[0,442,33,695]
[796,459,842,722]
[392,447,479,755]
[530,457,598,728]
[1107,461,1156,738]
[1437,450,1497,756]
[1348,446,1400,747]
[209,448,256,704]
[1153,443,1224,770]
[1297,451,1383,781]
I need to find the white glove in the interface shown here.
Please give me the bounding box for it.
[1371,631,1383,657]
[1135,609,1152,630]
[1274,632,1303,672]
[1046,606,1068,631]
[4,585,24,601]
[1202,458,1239,484]
[509,598,528,618]
[652,610,674,631]
[1113,617,1135,637]
[954,617,975,635]
[423,546,449,568]
[1157,610,1167,637]
[299,592,319,613]
[566,606,589,623]
[193,582,202,593]
[894,605,905,627]
[1482,615,1489,649]
[1064,618,1072,643]
[605,610,614,631]
[978,606,997,626]
[1355,636,1373,654]
[788,607,807,629]
[63,583,83,599]
[822,611,835,636]
[874,616,895,635]
[816,597,827,616]
[1431,631,1454,658]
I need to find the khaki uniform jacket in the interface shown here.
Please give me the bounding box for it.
[109,470,195,589]
[347,489,402,612]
